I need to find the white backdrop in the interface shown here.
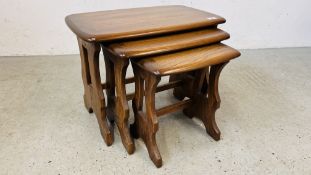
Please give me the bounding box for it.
[0,0,311,56]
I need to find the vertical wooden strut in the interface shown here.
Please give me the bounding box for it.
[103,52,116,123]
[131,65,162,168]
[182,68,207,118]
[103,47,136,154]
[184,62,228,141]
[203,62,228,141]
[77,38,113,146]
[77,38,93,113]
[116,59,135,154]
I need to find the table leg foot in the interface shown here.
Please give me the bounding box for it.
[117,122,135,154]
[146,134,162,168]
[83,94,93,113]
[200,95,221,141]
[96,108,114,146]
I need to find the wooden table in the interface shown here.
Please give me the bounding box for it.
[65,5,226,154]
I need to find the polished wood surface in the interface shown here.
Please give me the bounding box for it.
[131,66,162,167]
[65,5,225,42]
[102,48,135,154]
[67,5,240,167]
[131,59,236,167]
[136,43,241,75]
[77,38,114,146]
[183,63,229,141]
[107,28,230,58]
[156,99,193,117]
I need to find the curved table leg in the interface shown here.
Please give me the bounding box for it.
[114,59,135,154]
[182,62,227,141]
[104,55,116,124]
[201,62,228,141]
[131,64,144,139]
[145,74,162,167]
[78,38,114,146]
[132,71,162,168]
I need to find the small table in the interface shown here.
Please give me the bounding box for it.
[65,5,225,154]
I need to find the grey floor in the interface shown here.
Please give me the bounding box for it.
[0,48,310,175]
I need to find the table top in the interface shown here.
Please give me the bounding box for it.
[107,28,229,59]
[136,43,241,75]
[65,5,225,42]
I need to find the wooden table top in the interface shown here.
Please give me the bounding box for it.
[107,28,229,59]
[65,5,225,42]
[136,43,241,75]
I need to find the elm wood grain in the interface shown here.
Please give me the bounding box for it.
[182,68,208,118]
[137,43,241,76]
[77,39,186,153]
[204,62,228,140]
[155,80,183,93]
[99,45,190,154]
[183,62,228,141]
[102,48,135,154]
[169,67,211,101]
[130,67,222,167]
[131,45,240,167]
[77,38,113,146]
[107,28,230,58]
[130,68,207,167]
[77,38,93,113]
[105,28,230,107]
[124,79,183,101]
[156,99,193,117]
[103,54,116,123]
[65,5,226,42]
[131,67,206,167]
[131,66,162,167]
[68,6,235,160]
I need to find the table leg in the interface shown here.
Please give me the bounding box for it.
[184,62,228,140]
[77,38,113,146]
[203,62,228,141]
[114,59,135,154]
[181,63,227,141]
[131,66,162,167]
[101,46,136,154]
[104,55,116,124]
[78,38,93,113]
